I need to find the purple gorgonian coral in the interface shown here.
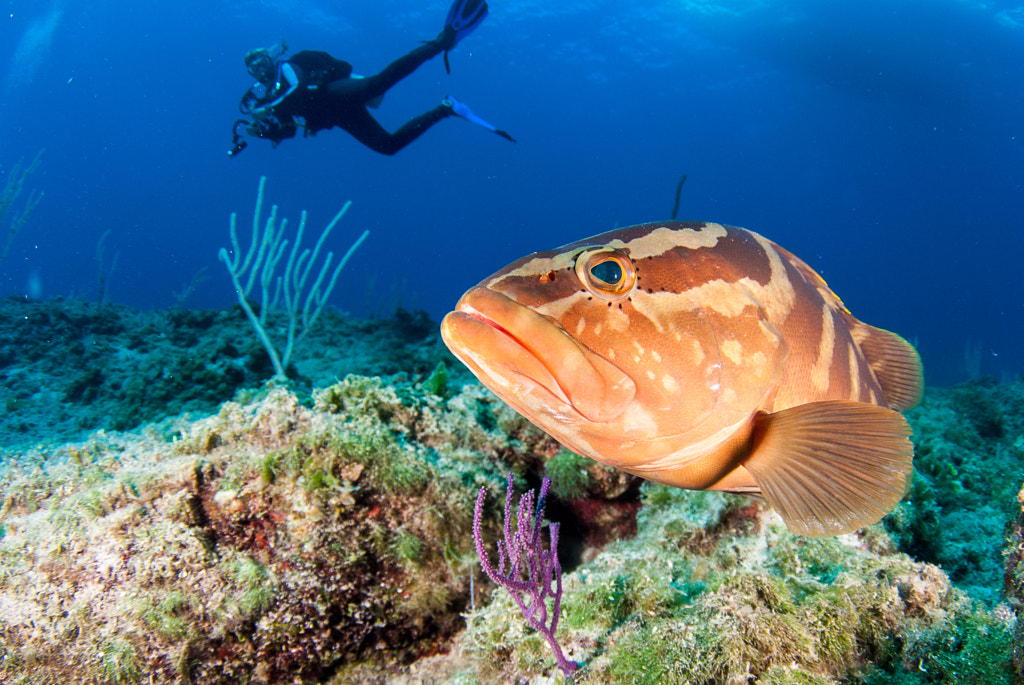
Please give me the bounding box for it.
[473,473,579,676]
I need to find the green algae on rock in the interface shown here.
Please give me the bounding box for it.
[460,485,1014,684]
[0,374,547,684]
[890,377,1024,605]
[1003,480,1024,683]
[0,296,450,450]
[0,295,1020,683]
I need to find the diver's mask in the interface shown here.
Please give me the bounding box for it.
[244,49,275,85]
[244,39,287,83]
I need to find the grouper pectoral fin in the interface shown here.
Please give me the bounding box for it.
[743,400,913,537]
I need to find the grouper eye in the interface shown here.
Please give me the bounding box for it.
[574,246,637,301]
[591,260,622,284]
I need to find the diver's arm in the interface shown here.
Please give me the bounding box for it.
[251,62,300,119]
[267,62,299,107]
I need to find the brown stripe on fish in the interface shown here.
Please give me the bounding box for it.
[810,303,838,392]
[483,250,580,309]
[620,230,791,333]
[766,247,888,410]
[763,245,837,408]
[845,341,882,405]
[771,241,852,314]
[816,300,882,406]
[622,224,774,296]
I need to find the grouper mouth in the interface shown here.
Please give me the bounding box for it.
[440,287,636,423]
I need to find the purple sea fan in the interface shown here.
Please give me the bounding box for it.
[473,473,579,676]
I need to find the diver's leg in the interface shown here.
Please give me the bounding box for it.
[340,105,451,156]
[339,4,487,103]
[386,104,454,152]
[357,40,445,101]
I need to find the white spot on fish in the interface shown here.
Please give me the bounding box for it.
[690,339,705,365]
[605,307,632,332]
[751,351,768,379]
[721,339,743,365]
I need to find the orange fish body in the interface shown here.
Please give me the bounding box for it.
[441,222,924,536]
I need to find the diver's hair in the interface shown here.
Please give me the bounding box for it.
[244,48,268,68]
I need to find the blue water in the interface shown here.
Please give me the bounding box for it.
[1,0,1022,387]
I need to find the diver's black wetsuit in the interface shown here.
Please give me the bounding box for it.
[247,38,454,155]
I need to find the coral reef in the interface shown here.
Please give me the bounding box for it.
[0,296,447,448]
[0,297,1020,683]
[462,486,1014,684]
[1005,482,1024,681]
[889,377,1024,604]
[0,374,554,683]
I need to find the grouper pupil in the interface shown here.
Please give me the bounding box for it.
[590,260,623,286]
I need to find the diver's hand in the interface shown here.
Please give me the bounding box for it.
[246,114,296,142]
[250,106,271,121]
[246,120,271,138]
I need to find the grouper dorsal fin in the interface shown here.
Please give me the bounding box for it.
[744,400,914,537]
[848,320,924,412]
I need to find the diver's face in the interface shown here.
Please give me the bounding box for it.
[247,54,275,85]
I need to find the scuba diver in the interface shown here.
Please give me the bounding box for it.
[228,0,514,158]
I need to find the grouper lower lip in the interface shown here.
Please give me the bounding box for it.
[440,287,636,423]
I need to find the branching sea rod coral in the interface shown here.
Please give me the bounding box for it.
[219,175,369,382]
[474,473,579,676]
[0,150,44,270]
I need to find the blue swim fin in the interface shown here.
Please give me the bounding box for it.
[443,96,516,142]
[442,0,488,73]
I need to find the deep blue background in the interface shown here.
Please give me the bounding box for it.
[1,0,1022,386]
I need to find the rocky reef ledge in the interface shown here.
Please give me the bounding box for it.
[0,372,1019,684]
[0,297,1020,683]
